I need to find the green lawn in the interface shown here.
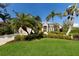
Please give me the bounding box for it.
[0,38,79,56]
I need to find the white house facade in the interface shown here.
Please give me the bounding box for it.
[42,22,62,32]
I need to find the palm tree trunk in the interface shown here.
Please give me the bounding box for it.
[66,26,72,35]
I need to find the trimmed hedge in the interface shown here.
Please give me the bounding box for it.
[70,28,79,35]
[47,33,72,40]
[14,32,76,41]
[50,31,66,35]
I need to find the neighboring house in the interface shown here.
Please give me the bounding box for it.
[42,22,62,32]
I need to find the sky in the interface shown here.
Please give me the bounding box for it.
[0,3,79,26]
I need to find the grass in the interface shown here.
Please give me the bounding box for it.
[0,38,79,56]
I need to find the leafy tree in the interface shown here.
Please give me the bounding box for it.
[63,3,79,35]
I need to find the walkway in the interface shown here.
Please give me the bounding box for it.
[0,34,18,46]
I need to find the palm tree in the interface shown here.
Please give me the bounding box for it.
[13,10,42,35]
[15,13,34,35]
[0,3,9,8]
[63,3,79,35]
[46,11,62,21]
[46,11,62,32]
[34,16,42,34]
[0,3,10,23]
[0,12,10,23]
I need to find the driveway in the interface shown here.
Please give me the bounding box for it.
[0,34,16,46]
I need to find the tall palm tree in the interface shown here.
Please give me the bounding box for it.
[46,11,62,21]
[46,11,62,32]
[63,3,79,35]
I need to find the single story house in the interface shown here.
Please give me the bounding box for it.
[42,22,63,32]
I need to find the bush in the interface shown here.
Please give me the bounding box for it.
[26,34,37,41]
[70,27,79,35]
[37,32,44,38]
[0,26,14,35]
[50,31,65,35]
[26,32,44,41]
[14,32,44,41]
[4,26,14,34]
[48,33,72,40]
[0,28,5,35]
[14,35,27,41]
[73,34,79,40]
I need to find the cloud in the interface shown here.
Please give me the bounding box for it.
[73,23,79,27]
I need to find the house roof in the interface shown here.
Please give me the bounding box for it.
[42,22,63,27]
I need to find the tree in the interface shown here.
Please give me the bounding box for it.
[13,10,42,35]
[34,16,42,34]
[13,13,34,34]
[0,12,11,22]
[0,3,9,8]
[46,11,62,21]
[63,3,79,35]
[0,3,10,22]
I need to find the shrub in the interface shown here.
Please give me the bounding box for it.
[26,34,37,41]
[26,32,44,41]
[0,26,14,35]
[4,26,14,34]
[43,34,48,38]
[0,28,5,35]
[50,31,65,35]
[70,27,79,35]
[14,32,44,41]
[14,35,27,41]
[73,34,79,40]
[48,33,72,40]
[37,32,44,38]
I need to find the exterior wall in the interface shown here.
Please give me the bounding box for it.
[42,22,48,32]
[42,22,62,32]
[48,24,54,32]
[42,22,54,32]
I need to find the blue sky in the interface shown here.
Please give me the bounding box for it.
[0,3,79,25]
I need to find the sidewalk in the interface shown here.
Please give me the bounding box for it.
[0,36,15,46]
